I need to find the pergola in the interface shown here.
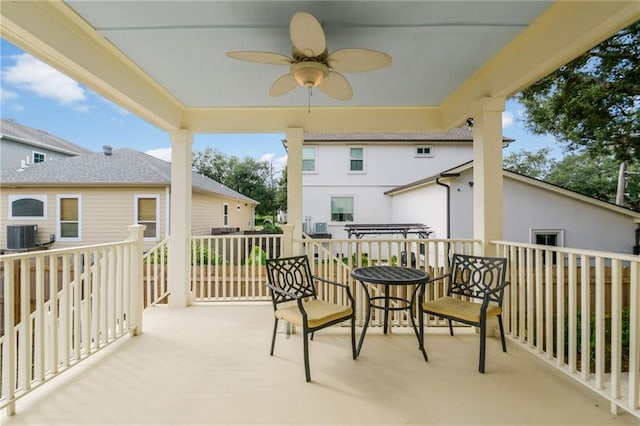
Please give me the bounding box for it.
[2,1,638,308]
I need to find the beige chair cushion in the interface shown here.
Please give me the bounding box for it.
[275,299,353,329]
[422,296,502,324]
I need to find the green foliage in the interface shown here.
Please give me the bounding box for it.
[261,222,282,233]
[342,253,369,266]
[192,241,225,265]
[192,147,279,216]
[517,21,640,163]
[564,308,631,364]
[275,165,287,212]
[144,245,168,264]
[246,245,267,265]
[503,148,556,180]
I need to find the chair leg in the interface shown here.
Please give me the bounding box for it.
[270,318,278,356]
[498,314,507,352]
[479,317,486,373]
[418,306,428,362]
[448,319,454,336]
[351,315,357,359]
[303,325,311,382]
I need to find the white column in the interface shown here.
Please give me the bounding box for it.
[286,128,303,254]
[168,129,193,307]
[471,97,505,256]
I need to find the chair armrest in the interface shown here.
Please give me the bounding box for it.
[312,275,355,306]
[265,282,303,300]
[312,275,350,290]
[484,281,510,295]
[418,272,451,300]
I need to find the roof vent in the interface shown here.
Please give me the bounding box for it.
[103,145,113,156]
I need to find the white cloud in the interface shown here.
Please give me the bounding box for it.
[502,111,514,128]
[273,155,287,172]
[260,153,275,163]
[146,147,172,162]
[1,88,18,102]
[3,53,87,105]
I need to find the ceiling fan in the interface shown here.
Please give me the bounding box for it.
[226,12,391,101]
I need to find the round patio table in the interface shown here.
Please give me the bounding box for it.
[351,265,429,358]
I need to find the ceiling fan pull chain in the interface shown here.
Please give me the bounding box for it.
[308,87,312,114]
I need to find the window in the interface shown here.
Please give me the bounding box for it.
[349,147,364,172]
[302,147,316,172]
[331,196,354,222]
[223,203,229,226]
[531,229,564,247]
[134,195,159,240]
[32,151,46,163]
[57,195,81,240]
[9,195,47,220]
[416,146,433,156]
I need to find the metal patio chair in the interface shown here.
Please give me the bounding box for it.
[265,255,357,382]
[418,254,510,373]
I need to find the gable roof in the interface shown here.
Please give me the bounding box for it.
[1,118,94,156]
[0,148,258,204]
[300,127,515,143]
[385,161,640,219]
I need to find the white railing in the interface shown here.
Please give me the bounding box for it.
[190,234,283,301]
[0,225,144,416]
[494,240,640,418]
[142,239,169,307]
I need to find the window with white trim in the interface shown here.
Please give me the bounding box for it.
[531,229,564,247]
[349,147,364,172]
[302,147,316,172]
[9,195,47,220]
[32,151,46,163]
[416,146,433,157]
[331,196,354,222]
[223,203,229,226]
[134,195,159,240]
[57,195,81,240]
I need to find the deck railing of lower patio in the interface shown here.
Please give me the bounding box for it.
[0,225,145,416]
[494,240,640,418]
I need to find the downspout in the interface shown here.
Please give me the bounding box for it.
[436,173,460,239]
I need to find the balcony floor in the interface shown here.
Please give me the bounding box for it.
[2,303,637,426]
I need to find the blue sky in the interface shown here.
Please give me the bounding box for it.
[1,38,563,168]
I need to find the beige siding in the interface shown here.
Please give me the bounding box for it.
[191,192,255,236]
[1,186,167,250]
[1,187,256,250]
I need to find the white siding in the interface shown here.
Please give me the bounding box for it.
[390,185,448,239]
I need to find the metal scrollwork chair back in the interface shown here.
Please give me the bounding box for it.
[265,255,356,382]
[419,253,510,373]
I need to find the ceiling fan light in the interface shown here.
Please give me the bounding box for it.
[291,62,328,88]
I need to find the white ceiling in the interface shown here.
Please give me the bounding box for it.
[65,1,551,108]
[2,1,637,133]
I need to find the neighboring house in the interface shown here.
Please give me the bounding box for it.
[299,128,512,237]
[298,130,639,254]
[0,147,258,250]
[386,162,640,254]
[1,118,93,170]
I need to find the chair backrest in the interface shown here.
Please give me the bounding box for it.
[265,255,317,305]
[447,254,508,304]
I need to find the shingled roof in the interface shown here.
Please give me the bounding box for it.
[1,118,94,156]
[0,148,258,204]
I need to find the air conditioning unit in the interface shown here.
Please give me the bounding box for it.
[314,222,327,234]
[7,225,38,249]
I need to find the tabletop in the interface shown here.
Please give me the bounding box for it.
[351,266,428,285]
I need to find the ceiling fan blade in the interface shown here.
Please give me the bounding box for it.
[317,72,353,101]
[227,51,292,65]
[326,48,392,73]
[269,73,298,97]
[289,12,326,57]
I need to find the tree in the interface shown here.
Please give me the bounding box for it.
[274,165,287,213]
[192,149,276,217]
[517,21,639,163]
[503,147,556,180]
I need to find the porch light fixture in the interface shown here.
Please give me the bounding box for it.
[291,62,328,88]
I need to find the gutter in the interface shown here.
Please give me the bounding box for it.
[436,172,460,239]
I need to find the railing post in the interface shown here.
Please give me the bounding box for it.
[281,224,294,257]
[127,225,145,336]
